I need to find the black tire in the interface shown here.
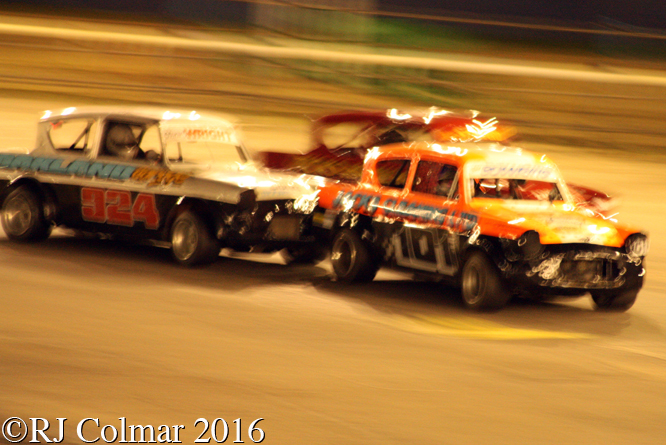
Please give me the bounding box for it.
[1,186,51,242]
[170,211,220,266]
[461,250,511,311]
[591,289,638,312]
[281,245,327,265]
[330,228,379,282]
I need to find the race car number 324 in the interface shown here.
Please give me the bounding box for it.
[81,187,160,229]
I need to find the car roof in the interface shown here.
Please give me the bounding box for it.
[372,141,557,167]
[367,141,564,184]
[39,106,238,127]
[314,107,481,127]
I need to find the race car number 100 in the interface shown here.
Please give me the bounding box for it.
[81,187,160,229]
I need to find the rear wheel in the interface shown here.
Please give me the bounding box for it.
[461,251,511,311]
[330,228,378,282]
[591,289,638,312]
[1,186,51,242]
[170,211,220,266]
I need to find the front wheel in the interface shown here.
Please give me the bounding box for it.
[591,289,638,312]
[170,211,220,266]
[461,251,511,311]
[1,186,51,242]
[330,229,379,282]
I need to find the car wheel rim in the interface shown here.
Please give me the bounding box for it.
[3,195,33,236]
[172,219,198,261]
[463,264,483,306]
[333,237,355,277]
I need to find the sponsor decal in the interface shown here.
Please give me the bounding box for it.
[0,154,189,187]
[0,154,136,180]
[467,162,555,181]
[331,190,478,232]
[130,167,189,187]
[161,125,238,143]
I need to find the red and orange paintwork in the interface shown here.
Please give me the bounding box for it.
[261,109,515,181]
[317,142,638,248]
[261,109,616,216]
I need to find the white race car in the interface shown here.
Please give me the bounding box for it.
[0,106,321,265]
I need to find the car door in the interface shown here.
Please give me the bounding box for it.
[392,159,465,276]
[79,119,184,236]
[40,117,169,235]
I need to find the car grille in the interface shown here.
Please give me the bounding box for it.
[559,258,620,284]
[528,247,626,289]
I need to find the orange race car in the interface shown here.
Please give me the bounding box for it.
[312,140,648,311]
[260,107,617,216]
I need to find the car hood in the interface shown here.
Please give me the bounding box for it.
[189,162,317,201]
[470,200,627,247]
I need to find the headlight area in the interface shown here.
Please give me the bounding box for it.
[624,232,649,259]
[222,199,314,243]
[501,230,544,261]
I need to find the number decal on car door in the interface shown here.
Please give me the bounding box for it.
[81,187,160,229]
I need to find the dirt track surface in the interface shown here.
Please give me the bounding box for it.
[1,13,666,445]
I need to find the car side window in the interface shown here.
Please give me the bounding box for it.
[376,159,410,189]
[48,118,97,155]
[412,161,458,199]
[139,124,162,161]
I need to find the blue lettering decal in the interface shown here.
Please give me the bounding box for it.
[10,156,33,169]
[0,154,15,167]
[381,198,396,218]
[0,155,139,182]
[87,163,116,179]
[66,160,91,176]
[46,159,69,174]
[109,165,127,180]
[356,194,373,213]
[434,206,448,225]
[119,166,136,180]
[446,209,457,228]
[332,191,345,208]
[421,205,435,223]
[30,157,55,171]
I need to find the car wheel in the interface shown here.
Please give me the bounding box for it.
[281,245,327,265]
[170,211,220,266]
[461,251,511,311]
[330,228,378,282]
[1,186,51,242]
[591,289,638,312]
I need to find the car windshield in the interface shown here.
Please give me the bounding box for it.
[471,178,563,201]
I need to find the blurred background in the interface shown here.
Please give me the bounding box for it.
[2,0,666,152]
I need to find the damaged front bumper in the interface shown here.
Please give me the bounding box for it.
[216,199,317,251]
[502,245,645,296]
